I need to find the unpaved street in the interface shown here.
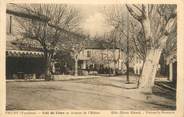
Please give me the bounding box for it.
[6,76,176,110]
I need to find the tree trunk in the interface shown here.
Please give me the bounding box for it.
[117,48,121,70]
[126,61,130,83]
[141,17,151,41]
[138,48,162,93]
[74,58,78,76]
[113,60,116,75]
[44,52,52,81]
[126,12,130,83]
[113,40,116,75]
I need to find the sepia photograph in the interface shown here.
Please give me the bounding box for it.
[5,3,177,111]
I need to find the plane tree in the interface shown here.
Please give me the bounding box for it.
[103,4,176,92]
[14,4,81,80]
[126,4,177,93]
[59,33,88,76]
[103,5,136,82]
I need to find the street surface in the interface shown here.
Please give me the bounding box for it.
[6,76,176,110]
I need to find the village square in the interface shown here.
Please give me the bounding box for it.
[6,3,176,110]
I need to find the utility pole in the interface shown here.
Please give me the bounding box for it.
[126,9,130,84]
[113,28,117,76]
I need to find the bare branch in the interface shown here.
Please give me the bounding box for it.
[126,4,142,21]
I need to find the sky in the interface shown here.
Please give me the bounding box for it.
[8,3,126,38]
[74,4,114,37]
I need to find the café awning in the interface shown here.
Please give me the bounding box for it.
[6,50,44,58]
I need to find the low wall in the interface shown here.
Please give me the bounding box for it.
[53,75,100,81]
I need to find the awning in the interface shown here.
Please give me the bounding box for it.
[6,50,44,58]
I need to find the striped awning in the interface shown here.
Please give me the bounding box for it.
[6,50,44,58]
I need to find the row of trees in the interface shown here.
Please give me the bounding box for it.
[13,4,177,93]
[104,4,176,93]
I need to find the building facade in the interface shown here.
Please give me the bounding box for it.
[78,48,125,71]
[6,5,46,79]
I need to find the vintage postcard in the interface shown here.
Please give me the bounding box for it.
[0,0,184,117]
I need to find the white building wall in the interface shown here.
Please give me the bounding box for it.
[78,49,127,70]
[132,55,144,75]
